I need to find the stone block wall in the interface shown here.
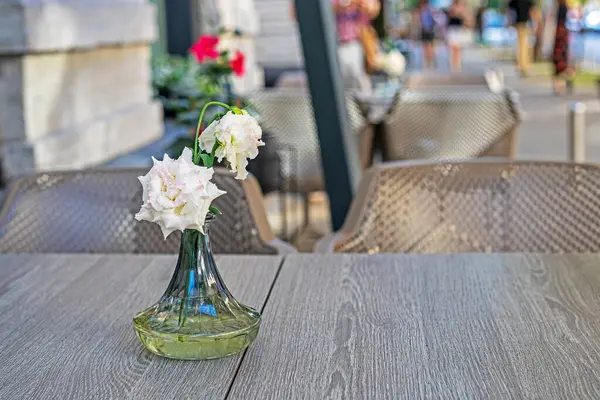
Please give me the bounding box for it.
[0,0,163,179]
[254,0,303,69]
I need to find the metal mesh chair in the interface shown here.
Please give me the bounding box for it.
[0,167,295,254]
[382,87,521,161]
[275,71,307,88]
[247,88,373,225]
[405,72,492,88]
[318,160,600,253]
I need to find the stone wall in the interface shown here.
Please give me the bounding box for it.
[254,0,303,69]
[0,0,163,179]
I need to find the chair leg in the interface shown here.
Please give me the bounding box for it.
[302,193,310,228]
[280,192,288,240]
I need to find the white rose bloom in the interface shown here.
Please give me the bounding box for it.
[199,111,265,180]
[135,147,226,238]
[381,50,406,78]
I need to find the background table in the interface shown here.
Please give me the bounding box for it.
[230,253,600,399]
[0,254,282,400]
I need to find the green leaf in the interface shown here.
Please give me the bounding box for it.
[198,153,212,167]
[209,205,222,215]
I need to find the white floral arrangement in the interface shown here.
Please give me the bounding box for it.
[135,102,264,238]
[377,49,406,78]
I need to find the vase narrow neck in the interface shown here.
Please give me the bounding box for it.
[162,224,230,301]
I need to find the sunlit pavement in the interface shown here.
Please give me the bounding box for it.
[508,76,600,162]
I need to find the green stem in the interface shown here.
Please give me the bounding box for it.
[176,230,200,328]
[193,101,232,165]
[179,265,193,329]
[178,276,188,328]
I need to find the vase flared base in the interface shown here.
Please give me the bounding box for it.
[133,307,261,360]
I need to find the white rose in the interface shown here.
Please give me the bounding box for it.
[135,147,226,238]
[381,50,406,78]
[199,110,265,180]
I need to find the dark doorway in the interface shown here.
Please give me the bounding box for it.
[165,0,194,55]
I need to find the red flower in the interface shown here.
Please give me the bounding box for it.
[230,51,245,77]
[190,35,220,62]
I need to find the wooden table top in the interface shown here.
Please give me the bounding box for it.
[0,254,282,400]
[230,253,600,399]
[3,253,600,399]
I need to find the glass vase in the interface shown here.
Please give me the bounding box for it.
[133,215,261,360]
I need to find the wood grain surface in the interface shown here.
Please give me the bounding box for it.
[0,254,282,400]
[229,253,600,399]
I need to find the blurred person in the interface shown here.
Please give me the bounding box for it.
[290,0,380,92]
[358,3,383,76]
[509,0,534,76]
[531,5,544,62]
[551,0,572,94]
[475,1,488,43]
[334,0,380,91]
[446,0,474,72]
[416,0,437,69]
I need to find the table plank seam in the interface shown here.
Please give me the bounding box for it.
[223,255,287,400]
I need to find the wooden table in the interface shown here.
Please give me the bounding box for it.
[0,254,282,400]
[3,253,600,399]
[230,254,600,399]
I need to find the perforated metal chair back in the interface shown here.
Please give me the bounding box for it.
[247,88,371,193]
[0,168,286,254]
[326,161,600,253]
[383,88,520,161]
[405,72,490,88]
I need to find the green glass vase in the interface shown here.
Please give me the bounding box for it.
[133,215,261,360]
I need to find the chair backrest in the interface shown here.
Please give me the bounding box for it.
[275,71,307,88]
[0,167,281,254]
[405,72,490,88]
[383,87,520,161]
[246,88,371,193]
[331,161,600,253]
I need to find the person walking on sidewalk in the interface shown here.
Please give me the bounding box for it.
[446,0,474,72]
[416,0,437,69]
[290,0,380,92]
[551,0,572,94]
[509,0,534,76]
[475,1,487,43]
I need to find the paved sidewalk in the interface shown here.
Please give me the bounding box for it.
[491,61,600,162]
